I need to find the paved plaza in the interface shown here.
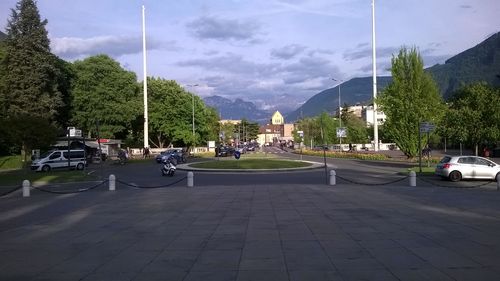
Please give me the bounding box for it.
[1,182,500,281]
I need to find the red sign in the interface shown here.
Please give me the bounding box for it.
[98,139,110,143]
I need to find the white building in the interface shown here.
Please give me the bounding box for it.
[362,105,386,126]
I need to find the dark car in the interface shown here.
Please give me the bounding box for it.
[156,149,186,163]
[215,146,235,157]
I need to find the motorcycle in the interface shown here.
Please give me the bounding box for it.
[161,156,176,177]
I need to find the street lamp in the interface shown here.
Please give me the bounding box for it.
[186,84,199,154]
[332,78,343,128]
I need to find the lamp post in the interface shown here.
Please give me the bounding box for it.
[332,78,343,150]
[372,0,379,151]
[186,84,199,155]
[332,78,343,128]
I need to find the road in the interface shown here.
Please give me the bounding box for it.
[81,146,498,190]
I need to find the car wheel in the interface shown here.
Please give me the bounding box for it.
[449,171,462,182]
[41,165,51,172]
[496,172,500,182]
[76,163,84,170]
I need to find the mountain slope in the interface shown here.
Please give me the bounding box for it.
[287,32,500,121]
[286,77,392,122]
[203,95,272,123]
[427,32,500,99]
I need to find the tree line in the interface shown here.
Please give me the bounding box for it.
[0,0,261,160]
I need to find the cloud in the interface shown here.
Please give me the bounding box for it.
[186,16,261,42]
[343,46,400,61]
[177,53,279,76]
[51,35,173,59]
[270,44,307,60]
[460,4,472,9]
[307,48,335,56]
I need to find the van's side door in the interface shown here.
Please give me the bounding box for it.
[48,151,63,168]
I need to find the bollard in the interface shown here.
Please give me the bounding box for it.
[409,171,416,187]
[329,170,336,186]
[22,180,30,197]
[109,174,116,191]
[187,171,194,187]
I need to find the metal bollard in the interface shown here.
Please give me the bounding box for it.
[187,171,194,187]
[329,170,336,186]
[409,171,416,187]
[22,180,30,197]
[109,174,116,191]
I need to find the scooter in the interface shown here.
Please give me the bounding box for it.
[161,156,176,177]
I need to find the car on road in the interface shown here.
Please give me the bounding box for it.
[215,146,235,157]
[155,149,186,164]
[435,155,500,182]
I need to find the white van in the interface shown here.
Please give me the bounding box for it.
[31,149,87,172]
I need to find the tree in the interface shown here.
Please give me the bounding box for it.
[442,82,500,155]
[341,106,369,144]
[1,0,63,119]
[70,55,140,138]
[235,119,260,143]
[378,47,446,158]
[1,115,58,165]
[148,78,191,148]
[0,0,63,156]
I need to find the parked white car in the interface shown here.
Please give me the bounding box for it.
[435,155,500,182]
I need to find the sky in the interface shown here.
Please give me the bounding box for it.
[1,0,499,111]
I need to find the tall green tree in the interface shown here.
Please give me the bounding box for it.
[341,107,369,144]
[0,0,63,156]
[441,82,500,155]
[70,55,140,138]
[378,47,446,158]
[1,0,63,119]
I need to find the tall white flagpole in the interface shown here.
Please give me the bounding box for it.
[372,0,379,151]
[142,5,149,149]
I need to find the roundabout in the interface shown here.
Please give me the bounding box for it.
[177,158,328,172]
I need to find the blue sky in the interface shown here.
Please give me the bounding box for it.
[1,0,499,111]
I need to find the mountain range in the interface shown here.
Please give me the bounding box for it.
[204,32,500,123]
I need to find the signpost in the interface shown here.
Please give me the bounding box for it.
[336,127,347,151]
[297,130,304,160]
[418,122,435,172]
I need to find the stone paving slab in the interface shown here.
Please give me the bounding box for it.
[1,184,500,280]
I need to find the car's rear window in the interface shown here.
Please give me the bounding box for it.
[439,156,451,163]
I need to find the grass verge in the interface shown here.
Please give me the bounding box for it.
[190,158,312,169]
[0,155,24,170]
[0,169,98,186]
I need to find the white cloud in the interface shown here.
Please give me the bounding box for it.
[51,35,174,59]
[186,16,262,42]
[270,44,307,60]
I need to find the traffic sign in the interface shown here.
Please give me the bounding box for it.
[336,127,347,138]
[419,122,435,133]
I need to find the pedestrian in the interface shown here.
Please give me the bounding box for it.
[483,147,490,158]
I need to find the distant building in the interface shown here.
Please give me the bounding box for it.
[258,111,295,145]
[271,111,284,125]
[219,119,241,125]
[362,105,386,126]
